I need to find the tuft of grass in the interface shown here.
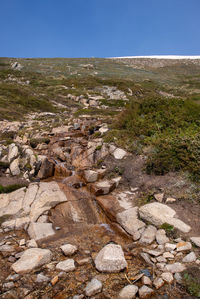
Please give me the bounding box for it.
[160,222,174,232]
[183,268,200,297]
[0,184,27,194]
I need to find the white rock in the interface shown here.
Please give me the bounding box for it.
[116,207,145,237]
[113,148,127,160]
[19,239,26,246]
[118,284,138,299]
[28,222,55,240]
[182,252,196,263]
[141,276,152,286]
[176,242,192,252]
[139,225,157,244]
[84,170,98,183]
[161,272,174,283]
[154,193,164,202]
[165,243,176,251]
[190,237,200,248]
[56,259,75,272]
[153,277,164,289]
[139,202,191,233]
[60,244,78,256]
[165,262,186,273]
[11,248,52,274]
[156,229,169,245]
[10,158,20,176]
[166,197,176,203]
[139,286,154,299]
[8,144,18,162]
[84,278,102,297]
[95,244,127,272]
[27,239,38,248]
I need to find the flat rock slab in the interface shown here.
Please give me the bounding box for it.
[116,207,145,237]
[28,222,55,240]
[95,244,127,272]
[11,248,52,274]
[139,202,191,233]
[165,262,186,273]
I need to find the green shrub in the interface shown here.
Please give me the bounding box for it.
[0,184,27,194]
[111,96,200,180]
[183,268,200,297]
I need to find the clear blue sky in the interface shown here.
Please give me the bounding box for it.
[1,0,200,58]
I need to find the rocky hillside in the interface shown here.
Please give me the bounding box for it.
[0,57,200,298]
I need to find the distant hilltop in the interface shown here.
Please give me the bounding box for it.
[110,55,200,60]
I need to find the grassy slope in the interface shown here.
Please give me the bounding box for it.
[1,57,200,180]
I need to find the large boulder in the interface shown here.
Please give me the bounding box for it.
[10,158,20,176]
[11,248,52,274]
[139,202,191,233]
[94,244,127,272]
[8,143,18,162]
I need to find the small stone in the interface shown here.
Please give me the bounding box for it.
[176,242,192,252]
[85,278,102,297]
[51,275,59,286]
[56,259,75,272]
[166,197,176,203]
[154,193,164,202]
[139,286,154,299]
[182,252,196,263]
[60,244,78,256]
[36,273,50,283]
[144,249,163,257]
[140,253,154,266]
[157,256,167,263]
[26,239,38,248]
[190,237,200,248]
[118,284,138,299]
[156,229,169,245]
[163,252,174,259]
[0,245,15,252]
[84,170,98,183]
[19,239,26,246]
[8,256,16,263]
[113,148,127,160]
[3,282,15,290]
[161,272,174,284]
[196,259,200,265]
[76,257,91,265]
[165,262,186,273]
[139,225,157,245]
[141,276,152,286]
[153,277,164,289]
[165,243,176,251]
[156,263,166,271]
[94,244,127,273]
[73,295,84,299]
[6,274,19,281]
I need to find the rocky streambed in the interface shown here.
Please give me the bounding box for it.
[0,118,200,298]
